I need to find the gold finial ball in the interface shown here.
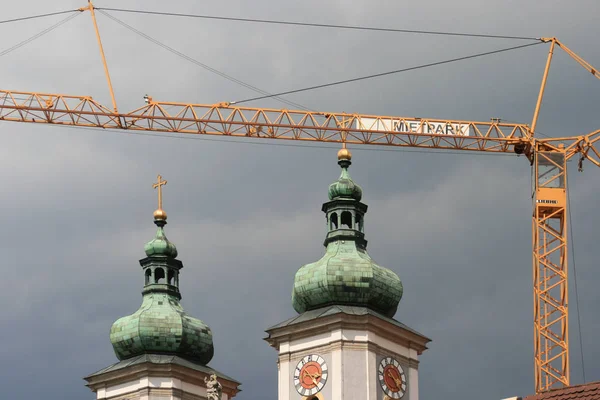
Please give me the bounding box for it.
[337,148,352,161]
[153,208,167,221]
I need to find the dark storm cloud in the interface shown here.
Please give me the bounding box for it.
[0,1,599,399]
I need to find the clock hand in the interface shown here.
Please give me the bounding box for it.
[302,372,317,385]
[387,370,402,388]
[302,371,321,386]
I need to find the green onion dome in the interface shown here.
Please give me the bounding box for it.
[109,214,214,364]
[144,225,178,258]
[292,149,403,318]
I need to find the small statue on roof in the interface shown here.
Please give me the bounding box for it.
[204,373,222,400]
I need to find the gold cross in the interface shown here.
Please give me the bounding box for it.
[152,174,167,210]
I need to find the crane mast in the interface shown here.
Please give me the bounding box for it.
[1,2,600,394]
[530,39,568,391]
[529,37,599,389]
[533,146,569,389]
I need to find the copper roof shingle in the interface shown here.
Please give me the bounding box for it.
[524,381,600,400]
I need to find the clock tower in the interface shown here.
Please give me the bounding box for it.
[265,149,430,400]
[84,175,240,400]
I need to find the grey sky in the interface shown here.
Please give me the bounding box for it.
[0,1,599,399]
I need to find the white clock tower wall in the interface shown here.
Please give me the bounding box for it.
[266,309,429,400]
[341,345,372,397]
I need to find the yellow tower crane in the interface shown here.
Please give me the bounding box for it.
[1,1,599,393]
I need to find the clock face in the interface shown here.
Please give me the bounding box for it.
[293,354,328,396]
[378,357,406,399]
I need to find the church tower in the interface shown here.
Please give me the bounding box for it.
[266,150,430,400]
[85,175,240,400]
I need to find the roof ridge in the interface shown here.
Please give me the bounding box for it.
[524,380,600,400]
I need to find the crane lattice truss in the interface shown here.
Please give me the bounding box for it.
[1,2,600,394]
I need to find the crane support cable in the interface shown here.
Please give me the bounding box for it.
[0,12,80,58]
[96,7,538,41]
[0,9,79,25]
[97,10,311,111]
[567,190,587,383]
[233,41,544,104]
